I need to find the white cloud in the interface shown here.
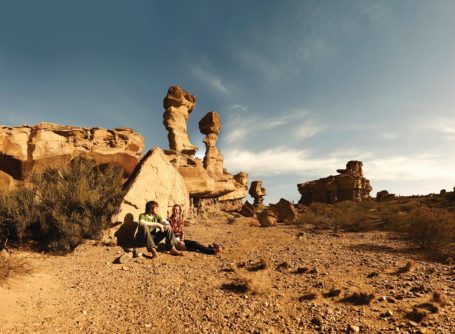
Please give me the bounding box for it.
[295,121,324,139]
[224,146,455,186]
[191,66,230,95]
[225,128,248,145]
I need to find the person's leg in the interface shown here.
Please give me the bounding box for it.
[143,226,158,257]
[152,228,183,256]
[184,240,216,255]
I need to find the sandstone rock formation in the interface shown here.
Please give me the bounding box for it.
[199,111,223,176]
[163,86,198,155]
[0,122,144,181]
[297,161,372,205]
[114,147,190,225]
[270,198,297,224]
[162,86,248,213]
[249,181,266,206]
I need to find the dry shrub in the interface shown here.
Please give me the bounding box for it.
[0,254,33,284]
[432,290,449,306]
[223,263,269,295]
[0,157,124,254]
[389,206,455,251]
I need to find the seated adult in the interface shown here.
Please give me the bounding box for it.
[134,200,183,258]
[168,204,223,255]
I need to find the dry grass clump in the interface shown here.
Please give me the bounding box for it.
[340,291,375,305]
[388,206,455,252]
[0,254,33,284]
[221,262,269,295]
[0,157,124,254]
[432,290,449,306]
[395,260,416,275]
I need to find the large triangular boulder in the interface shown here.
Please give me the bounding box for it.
[114,147,190,231]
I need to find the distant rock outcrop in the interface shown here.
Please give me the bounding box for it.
[199,111,223,176]
[297,161,372,205]
[0,122,144,182]
[163,86,198,155]
[376,190,395,201]
[249,181,266,206]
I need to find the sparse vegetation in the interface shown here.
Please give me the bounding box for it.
[0,253,33,284]
[0,158,124,254]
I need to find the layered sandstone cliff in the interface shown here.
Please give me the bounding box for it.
[0,122,144,182]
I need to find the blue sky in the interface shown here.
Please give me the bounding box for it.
[1,0,455,203]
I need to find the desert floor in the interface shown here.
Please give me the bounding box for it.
[1,218,454,334]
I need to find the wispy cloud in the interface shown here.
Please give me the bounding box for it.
[190,66,230,95]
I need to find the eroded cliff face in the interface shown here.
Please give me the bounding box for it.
[297,161,372,205]
[0,122,144,183]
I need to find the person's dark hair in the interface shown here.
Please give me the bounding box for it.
[145,201,159,213]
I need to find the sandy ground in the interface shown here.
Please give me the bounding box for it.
[1,218,454,334]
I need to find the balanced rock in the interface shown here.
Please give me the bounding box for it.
[163,86,198,155]
[249,181,266,206]
[162,86,248,212]
[0,122,144,181]
[297,161,372,205]
[114,147,190,226]
[199,112,223,176]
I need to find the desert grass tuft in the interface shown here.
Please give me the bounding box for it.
[0,254,33,284]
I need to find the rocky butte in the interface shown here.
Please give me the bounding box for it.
[297,160,372,205]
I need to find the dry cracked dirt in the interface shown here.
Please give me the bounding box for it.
[1,218,454,334]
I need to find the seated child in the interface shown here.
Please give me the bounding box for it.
[134,200,183,258]
[168,204,222,255]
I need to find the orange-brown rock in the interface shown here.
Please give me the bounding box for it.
[298,161,372,205]
[240,200,256,217]
[199,112,223,176]
[163,86,198,155]
[270,198,297,224]
[257,209,277,227]
[0,122,144,181]
[249,181,266,206]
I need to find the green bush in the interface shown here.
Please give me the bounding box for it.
[0,157,124,254]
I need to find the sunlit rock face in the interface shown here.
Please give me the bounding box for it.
[163,86,198,155]
[297,161,372,205]
[163,86,248,213]
[0,122,144,181]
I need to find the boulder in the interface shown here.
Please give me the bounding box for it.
[376,190,395,201]
[163,86,198,155]
[114,147,190,230]
[270,198,297,223]
[298,161,372,205]
[240,200,256,217]
[257,209,277,227]
[0,122,144,181]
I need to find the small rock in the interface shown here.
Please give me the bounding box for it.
[348,324,360,333]
[118,252,133,264]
